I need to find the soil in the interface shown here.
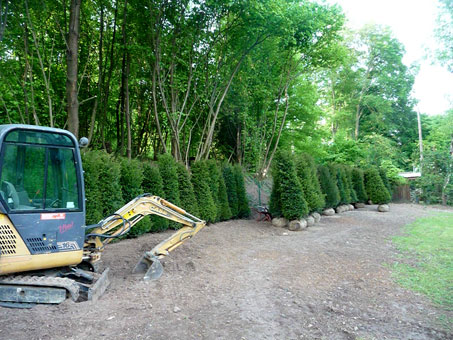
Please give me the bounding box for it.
[1,203,452,340]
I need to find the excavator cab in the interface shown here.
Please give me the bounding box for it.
[0,125,85,274]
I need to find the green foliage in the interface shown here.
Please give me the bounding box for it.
[295,153,325,213]
[392,213,453,309]
[82,150,123,222]
[317,165,340,208]
[364,167,391,204]
[217,169,233,221]
[352,168,368,203]
[234,165,250,218]
[119,158,146,238]
[191,161,216,223]
[329,164,350,205]
[157,154,180,205]
[176,162,199,216]
[223,164,239,218]
[119,158,144,202]
[270,150,308,220]
[141,163,168,232]
[205,160,220,221]
[344,165,358,203]
[379,167,392,197]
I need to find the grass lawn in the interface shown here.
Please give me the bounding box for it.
[392,213,453,312]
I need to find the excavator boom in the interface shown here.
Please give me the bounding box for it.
[83,194,206,281]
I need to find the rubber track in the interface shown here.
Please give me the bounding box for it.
[0,275,80,301]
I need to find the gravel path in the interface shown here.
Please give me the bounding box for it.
[1,203,452,340]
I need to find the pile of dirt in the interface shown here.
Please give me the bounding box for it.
[1,203,452,340]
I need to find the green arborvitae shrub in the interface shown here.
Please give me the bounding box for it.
[81,151,104,225]
[295,153,325,213]
[84,151,123,221]
[120,158,144,202]
[269,175,282,218]
[222,163,238,217]
[217,170,232,220]
[328,164,348,205]
[234,165,250,218]
[317,165,340,209]
[191,161,217,222]
[176,162,199,216]
[364,167,391,204]
[352,168,368,203]
[119,158,147,237]
[344,166,358,203]
[270,150,308,220]
[379,167,392,198]
[142,163,168,232]
[206,160,220,221]
[157,154,180,205]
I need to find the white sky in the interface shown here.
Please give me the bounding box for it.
[325,0,453,116]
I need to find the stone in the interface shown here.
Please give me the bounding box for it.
[348,204,355,210]
[311,212,321,223]
[322,208,335,216]
[299,218,308,229]
[354,202,365,209]
[272,217,288,228]
[335,206,344,214]
[378,204,390,212]
[305,216,315,227]
[288,220,303,231]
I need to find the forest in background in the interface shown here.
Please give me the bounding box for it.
[0,0,452,205]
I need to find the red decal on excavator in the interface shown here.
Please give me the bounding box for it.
[58,222,74,233]
[40,213,66,220]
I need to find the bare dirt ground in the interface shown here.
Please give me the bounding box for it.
[1,203,452,340]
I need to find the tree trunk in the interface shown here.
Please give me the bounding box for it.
[66,0,81,138]
[125,52,131,159]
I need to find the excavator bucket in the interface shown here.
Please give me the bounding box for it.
[133,253,163,281]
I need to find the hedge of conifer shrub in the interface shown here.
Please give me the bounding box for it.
[364,167,391,204]
[295,153,325,213]
[81,150,249,237]
[269,150,308,220]
[317,165,340,209]
[379,167,393,197]
[191,161,217,223]
[352,168,368,203]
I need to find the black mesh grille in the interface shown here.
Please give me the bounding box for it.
[0,224,17,255]
[26,237,57,253]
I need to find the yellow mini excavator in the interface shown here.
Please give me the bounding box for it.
[0,124,206,308]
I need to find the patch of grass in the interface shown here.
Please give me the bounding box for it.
[392,213,453,311]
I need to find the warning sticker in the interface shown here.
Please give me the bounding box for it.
[40,213,66,220]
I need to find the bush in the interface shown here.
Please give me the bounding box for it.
[81,151,104,225]
[142,163,168,232]
[176,162,199,216]
[329,164,350,205]
[295,153,325,213]
[119,158,149,238]
[270,150,308,220]
[379,167,392,197]
[217,169,232,221]
[119,158,144,202]
[317,165,340,208]
[191,161,217,222]
[352,168,368,203]
[206,160,220,221]
[157,154,180,205]
[344,165,358,203]
[222,163,238,217]
[234,165,250,218]
[82,150,123,224]
[365,167,391,204]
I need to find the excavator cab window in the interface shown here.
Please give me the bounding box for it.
[0,129,81,212]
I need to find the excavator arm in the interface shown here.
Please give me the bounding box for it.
[83,194,206,280]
